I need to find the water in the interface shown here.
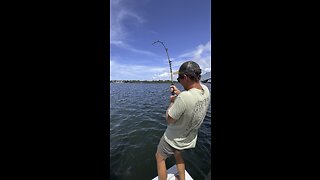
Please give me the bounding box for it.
[110,83,212,180]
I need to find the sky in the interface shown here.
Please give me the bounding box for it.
[110,0,211,80]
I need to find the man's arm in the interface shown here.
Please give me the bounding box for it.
[166,101,176,124]
[165,86,185,125]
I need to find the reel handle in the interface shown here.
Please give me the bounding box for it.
[171,83,175,95]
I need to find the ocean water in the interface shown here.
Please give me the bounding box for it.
[110,83,212,180]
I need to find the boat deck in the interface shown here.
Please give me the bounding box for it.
[152,165,193,180]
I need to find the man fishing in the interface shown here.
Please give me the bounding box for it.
[155,61,211,180]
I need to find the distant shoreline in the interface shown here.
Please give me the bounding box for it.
[110,80,178,83]
[110,80,210,83]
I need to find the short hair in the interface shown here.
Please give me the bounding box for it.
[179,61,202,82]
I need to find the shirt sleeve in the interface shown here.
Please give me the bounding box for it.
[168,94,186,120]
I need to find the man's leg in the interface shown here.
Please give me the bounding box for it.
[155,150,167,180]
[174,150,185,180]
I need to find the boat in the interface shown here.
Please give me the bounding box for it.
[152,165,193,180]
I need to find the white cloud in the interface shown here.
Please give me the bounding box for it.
[110,0,155,56]
[110,40,124,46]
[110,60,168,80]
[110,40,211,80]
[158,72,170,78]
[110,41,156,56]
[151,72,178,81]
[174,40,211,74]
[179,41,211,59]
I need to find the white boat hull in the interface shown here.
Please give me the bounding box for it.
[152,165,193,180]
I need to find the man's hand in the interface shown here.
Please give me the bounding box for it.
[170,85,181,95]
[170,95,177,103]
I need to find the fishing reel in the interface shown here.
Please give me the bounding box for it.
[171,84,175,95]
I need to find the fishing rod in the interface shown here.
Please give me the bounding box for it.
[152,40,175,95]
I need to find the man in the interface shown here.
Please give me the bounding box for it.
[155,61,211,180]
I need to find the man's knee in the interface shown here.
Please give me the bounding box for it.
[174,150,181,157]
[174,151,184,162]
[155,151,165,162]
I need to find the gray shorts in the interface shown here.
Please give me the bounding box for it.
[157,136,181,159]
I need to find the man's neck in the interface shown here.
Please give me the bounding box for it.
[185,82,202,91]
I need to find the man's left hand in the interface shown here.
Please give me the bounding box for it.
[170,95,177,103]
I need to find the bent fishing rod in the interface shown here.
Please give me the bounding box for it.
[152,40,175,95]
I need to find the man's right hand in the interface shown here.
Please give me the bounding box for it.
[170,85,181,96]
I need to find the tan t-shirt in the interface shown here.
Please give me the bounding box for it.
[164,83,211,150]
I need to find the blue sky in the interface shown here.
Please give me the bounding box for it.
[110,0,211,80]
